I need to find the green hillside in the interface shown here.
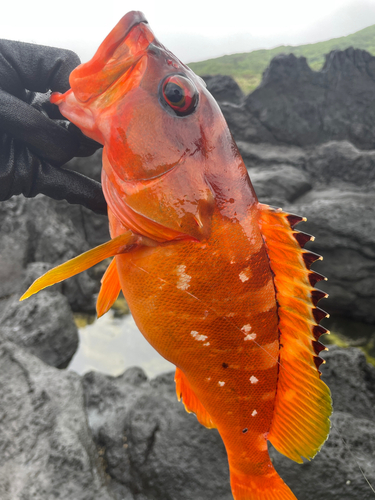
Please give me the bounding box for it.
[188,24,375,94]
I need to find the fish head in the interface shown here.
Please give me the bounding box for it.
[52,11,252,241]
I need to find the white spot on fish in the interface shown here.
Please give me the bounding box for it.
[252,409,258,417]
[241,217,263,253]
[176,264,191,290]
[257,278,277,313]
[203,342,210,346]
[256,340,279,369]
[206,377,211,382]
[191,331,208,341]
[257,434,268,451]
[241,324,251,333]
[244,333,257,341]
[262,391,276,401]
[250,376,259,384]
[218,381,225,387]
[239,271,249,282]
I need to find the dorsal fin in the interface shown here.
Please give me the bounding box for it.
[175,368,216,429]
[97,257,122,318]
[258,204,332,463]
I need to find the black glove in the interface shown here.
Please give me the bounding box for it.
[0,39,107,215]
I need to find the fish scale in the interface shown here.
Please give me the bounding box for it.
[21,11,332,500]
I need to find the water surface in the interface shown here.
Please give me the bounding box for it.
[68,311,174,378]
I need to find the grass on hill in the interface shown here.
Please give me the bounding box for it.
[188,24,375,95]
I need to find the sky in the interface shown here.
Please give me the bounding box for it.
[2,0,375,63]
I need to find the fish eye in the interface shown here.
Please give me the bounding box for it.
[160,74,198,116]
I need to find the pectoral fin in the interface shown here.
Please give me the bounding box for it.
[20,231,140,301]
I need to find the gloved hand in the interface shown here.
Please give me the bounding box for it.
[0,39,107,214]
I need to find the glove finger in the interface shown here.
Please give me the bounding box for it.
[0,90,81,165]
[36,163,107,215]
[0,40,80,96]
[0,135,107,215]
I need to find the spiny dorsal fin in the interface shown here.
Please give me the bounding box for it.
[97,257,122,318]
[258,204,332,464]
[175,367,216,429]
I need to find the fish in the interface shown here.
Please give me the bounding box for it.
[21,11,332,500]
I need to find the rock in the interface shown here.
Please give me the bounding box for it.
[0,341,114,500]
[0,197,31,299]
[320,346,375,420]
[82,347,375,500]
[0,287,78,369]
[83,367,232,500]
[244,48,375,149]
[220,101,276,144]
[0,195,104,314]
[237,142,312,205]
[271,346,375,500]
[202,74,244,105]
[305,140,375,186]
[270,411,375,500]
[249,165,312,205]
[237,141,306,169]
[288,188,375,323]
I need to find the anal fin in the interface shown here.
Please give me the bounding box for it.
[175,368,216,429]
[97,257,122,318]
[258,204,332,464]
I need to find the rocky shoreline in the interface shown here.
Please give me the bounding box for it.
[1,47,375,499]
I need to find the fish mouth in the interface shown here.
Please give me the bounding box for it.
[70,11,154,103]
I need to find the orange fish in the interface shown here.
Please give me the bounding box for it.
[22,11,332,500]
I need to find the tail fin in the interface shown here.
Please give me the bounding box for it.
[230,467,297,500]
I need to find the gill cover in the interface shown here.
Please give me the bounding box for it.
[51,11,243,242]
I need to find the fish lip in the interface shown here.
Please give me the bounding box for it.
[69,11,150,103]
[97,11,148,62]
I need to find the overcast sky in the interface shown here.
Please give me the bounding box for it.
[2,0,375,63]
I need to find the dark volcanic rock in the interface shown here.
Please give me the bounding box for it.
[305,140,375,185]
[320,346,375,420]
[82,348,375,500]
[237,141,306,169]
[249,165,312,205]
[202,74,244,104]
[0,195,107,313]
[0,258,79,369]
[245,48,375,149]
[220,101,276,144]
[271,346,375,500]
[0,290,78,369]
[271,411,375,500]
[83,367,232,500]
[0,197,31,299]
[289,188,375,323]
[0,341,113,500]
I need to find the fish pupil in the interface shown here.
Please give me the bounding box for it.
[164,83,184,104]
